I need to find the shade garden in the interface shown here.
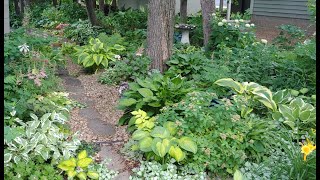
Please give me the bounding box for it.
[5,1,316,180]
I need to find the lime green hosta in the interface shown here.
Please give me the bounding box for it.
[129,110,197,162]
[58,150,99,179]
[74,38,125,69]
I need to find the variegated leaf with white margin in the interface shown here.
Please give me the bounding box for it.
[4,153,12,163]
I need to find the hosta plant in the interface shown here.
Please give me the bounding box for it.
[215,78,277,117]
[74,38,125,69]
[58,150,99,179]
[128,110,197,163]
[4,112,81,166]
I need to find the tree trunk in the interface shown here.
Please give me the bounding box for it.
[25,0,30,7]
[200,0,215,47]
[180,0,188,24]
[20,0,25,14]
[99,0,104,12]
[219,0,223,13]
[14,0,21,16]
[53,0,57,7]
[111,0,117,11]
[147,0,175,73]
[85,0,98,26]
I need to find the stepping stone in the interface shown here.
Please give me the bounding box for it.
[64,85,85,94]
[98,145,126,171]
[62,76,82,87]
[79,107,101,120]
[56,68,69,77]
[87,118,116,136]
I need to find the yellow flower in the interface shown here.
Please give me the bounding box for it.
[301,139,316,161]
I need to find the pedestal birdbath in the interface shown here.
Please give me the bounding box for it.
[175,24,196,44]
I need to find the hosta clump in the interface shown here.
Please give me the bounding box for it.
[96,158,119,180]
[58,150,99,179]
[118,71,194,125]
[129,110,197,163]
[74,38,125,70]
[129,160,206,180]
[4,112,81,166]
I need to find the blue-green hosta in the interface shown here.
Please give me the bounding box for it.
[4,112,81,166]
[74,38,125,69]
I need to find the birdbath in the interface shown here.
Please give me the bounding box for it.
[175,24,196,44]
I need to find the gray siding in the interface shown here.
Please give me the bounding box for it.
[253,0,310,19]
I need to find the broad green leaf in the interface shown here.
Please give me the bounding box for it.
[169,146,185,162]
[299,88,309,94]
[178,137,197,154]
[252,87,277,111]
[78,150,87,159]
[214,78,244,93]
[78,52,89,64]
[77,157,93,168]
[150,126,170,139]
[101,59,109,67]
[290,89,300,96]
[283,121,295,129]
[152,138,170,157]
[163,121,178,135]
[148,102,162,107]
[87,171,99,179]
[92,54,103,65]
[82,55,95,67]
[67,170,77,178]
[300,111,311,121]
[138,88,154,98]
[139,137,153,152]
[272,111,282,121]
[132,129,150,141]
[119,98,137,107]
[234,169,245,180]
[77,172,87,180]
[290,98,304,109]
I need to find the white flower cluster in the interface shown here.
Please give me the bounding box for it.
[261,39,268,44]
[129,160,206,180]
[217,19,255,28]
[114,54,121,60]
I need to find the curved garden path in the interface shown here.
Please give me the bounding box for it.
[57,59,136,179]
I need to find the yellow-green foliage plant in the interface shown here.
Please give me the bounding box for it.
[58,150,99,180]
[129,109,197,163]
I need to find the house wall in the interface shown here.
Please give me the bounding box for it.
[252,0,310,19]
[4,0,10,34]
[118,0,202,15]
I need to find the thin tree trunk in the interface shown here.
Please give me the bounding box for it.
[219,0,223,13]
[147,0,175,73]
[53,0,57,7]
[180,0,188,24]
[20,0,25,14]
[99,0,104,13]
[14,0,21,16]
[200,0,215,47]
[25,0,30,7]
[85,0,98,26]
[111,0,117,11]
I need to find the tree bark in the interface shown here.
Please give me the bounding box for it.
[99,0,104,13]
[53,0,57,7]
[111,0,117,11]
[180,0,188,23]
[20,0,25,14]
[85,0,98,26]
[147,0,175,73]
[219,0,223,13]
[14,0,21,16]
[200,0,215,47]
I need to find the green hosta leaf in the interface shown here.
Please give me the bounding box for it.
[139,137,153,152]
[100,59,109,67]
[145,121,155,129]
[58,158,76,171]
[252,87,277,111]
[87,171,99,179]
[136,78,157,91]
[148,102,162,107]
[299,88,309,94]
[92,54,104,65]
[178,137,197,154]
[150,126,170,139]
[78,150,87,159]
[300,111,311,121]
[169,146,185,162]
[214,78,244,93]
[77,157,93,168]
[273,89,292,104]
[30,113,38,121]
[290,89,300,96]
[132,129,150,141]
[138,88,154,98]
[290,98,305,109]
[163,121,178,135]
[119,98,137,107]
[283,121,295,129]
[67,170,77,178]
[113,44,125,51]
[82,55,95,67]
[234,169,245,180]
[77,172,87,180]
[152,138,170,157]
[78,52,89,64]
[272,111,282,121]
[4,153,12,163]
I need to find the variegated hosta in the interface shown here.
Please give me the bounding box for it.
[4,112,81,166]
[58,150,99,180]
[74,38,125,69]
[215,78,277,117]
[131,119,197,162]
[272,96,316,131]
